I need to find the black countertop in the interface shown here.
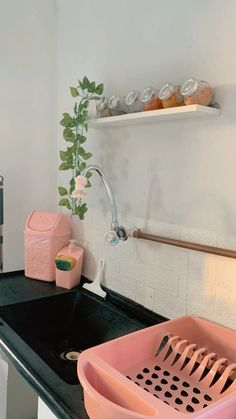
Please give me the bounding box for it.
[0,271,167,419]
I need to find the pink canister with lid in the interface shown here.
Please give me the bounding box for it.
[24,211,71,282]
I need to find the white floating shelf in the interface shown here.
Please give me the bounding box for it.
[89,105,220,128]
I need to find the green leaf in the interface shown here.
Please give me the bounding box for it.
[76,134,86,144]
[85,180,91,188]
[58,186,68,196]
[59,161,72,170]
[63,128,75,142]
[70,86,79,97]
[84,123,88,132]
[60,113,75,128]
[58,198,71,209]
[83,99,89,108]
[78,146,86,157]
[69,178,76,194]
[85,171,93,179]
[79,162,86,172]
[79,80,84,89]
[88,81,95,93]
[95,83,104,95]
[75,203,88,219]
[83,152,93,160]
[83,76,90,89]
[74,102,78,114]
[59,150,70,161]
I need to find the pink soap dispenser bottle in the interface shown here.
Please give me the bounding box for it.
[55,240,84,289]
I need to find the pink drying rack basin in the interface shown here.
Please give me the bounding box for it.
[78,316,236,419]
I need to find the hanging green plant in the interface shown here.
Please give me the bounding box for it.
[58,76,104,219]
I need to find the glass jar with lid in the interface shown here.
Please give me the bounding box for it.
[96,97,111,118]
[108,95,125,116]
[124,91,143,113]
[158,83,184,108]
[140,87,163,111]
[180,78,213,106]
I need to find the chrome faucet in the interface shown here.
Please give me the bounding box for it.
[82,165,128,245]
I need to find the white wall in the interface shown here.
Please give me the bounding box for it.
[56,0,236,329]
[0,0,58,272]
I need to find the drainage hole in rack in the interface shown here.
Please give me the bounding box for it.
[145,379,153,385]
[163,370,170,376]
[173,376,180,382]
[155,385,162,391]
[175,398,183,405]
[143,368,150,373]
[170,384,178,391]
[186,405,195,413]
[154,365,161,371]
[182,381,190,387]
[136,374,143,379]
[204,394,212,401]
[193,387,201,394]
[192,397,200,404]
[152,373,159,379]
[161,378,168,385]
[164,391,172,398]
[181,390,188,397]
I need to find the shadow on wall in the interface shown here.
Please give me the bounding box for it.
[98,127,131,216]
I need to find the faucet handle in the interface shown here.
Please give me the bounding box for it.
[116,226,128,241]
[104,230,119,246]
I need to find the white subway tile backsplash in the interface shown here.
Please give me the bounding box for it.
[103,244,120,272]
[145,266,179,296]
[154,290,186,319]
[156,246,189,273]
[136,240,157,265]
[177,273,188,300]
[73,209,236,329]
[120,254,149,282]
[135,281,154,310]
[116,237,137,257]
[104,268,136,300]
[188,252,209,281]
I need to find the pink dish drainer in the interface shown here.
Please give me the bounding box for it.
[78,316,236,418]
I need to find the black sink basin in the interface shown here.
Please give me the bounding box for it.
[0,289,145,384]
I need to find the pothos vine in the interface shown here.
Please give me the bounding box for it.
[58,76,104,219]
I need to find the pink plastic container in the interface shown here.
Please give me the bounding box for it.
[24,211,71,282]
[55,241,84,289]
[78,316,236,419]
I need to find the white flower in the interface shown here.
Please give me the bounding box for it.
[71,188,86,200]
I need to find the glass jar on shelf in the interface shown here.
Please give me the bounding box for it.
[96,97,111,118]
[180,78,213,106]
[108,95,125,116]
[140,87,163,111]
[158,83,184,108]
[124,91,143,113]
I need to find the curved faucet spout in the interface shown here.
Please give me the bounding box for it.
[82,165,119,230]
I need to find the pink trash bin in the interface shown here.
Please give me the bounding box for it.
[24,211,71,282]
